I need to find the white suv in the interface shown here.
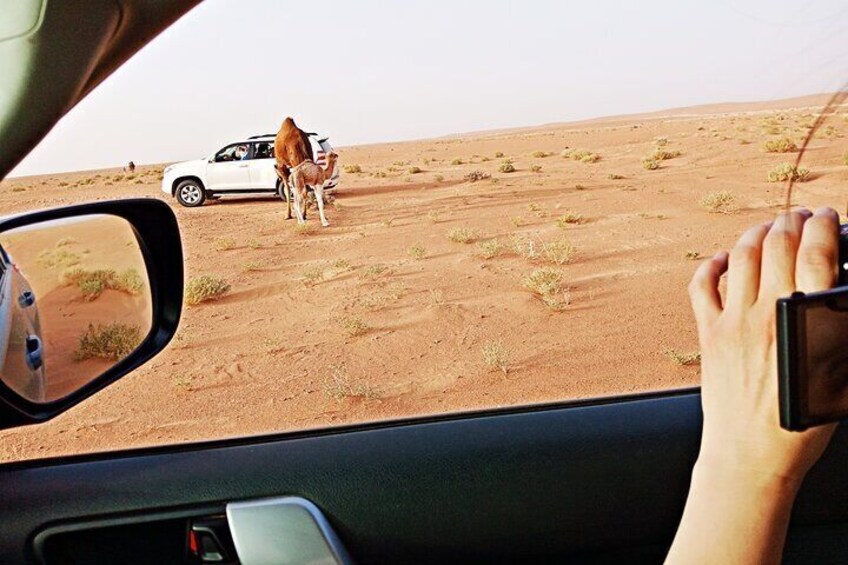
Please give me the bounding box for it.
[162,134,339,207]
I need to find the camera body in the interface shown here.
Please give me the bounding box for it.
[777,224,848,431]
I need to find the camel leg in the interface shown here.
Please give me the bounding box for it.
[314,183,330,227]
[291,181,307,224]
[281,169,293,220]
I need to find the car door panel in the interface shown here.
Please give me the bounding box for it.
[207,161,251,191]
[0,391,846,564]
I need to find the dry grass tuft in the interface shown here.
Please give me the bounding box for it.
[762,137,797,153]
[556,211,585,227]
[60,268,144,300]
[409,245,426,260]
[343,164,363,174]
[542,238,576,265]
[477,239,506,259]
[323,365,379,400]
[499,162,516,173]
[185,275,231,306]
[665,349,701,366]
[699,191,735,214]
[341,316,368,337]
[75,322,143,361]
[447,227,478,244]
[523,268,571,310]
[767,163,809,183]
[464,170,491,182]
[215,237,236,251]
[482,340,510,375]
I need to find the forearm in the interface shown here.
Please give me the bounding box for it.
[665,460,802,565]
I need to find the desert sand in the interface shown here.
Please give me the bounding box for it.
[0,93,846,462]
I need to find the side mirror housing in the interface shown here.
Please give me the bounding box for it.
[0,199,183,429]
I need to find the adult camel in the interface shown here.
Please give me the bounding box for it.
[274,117,314,220]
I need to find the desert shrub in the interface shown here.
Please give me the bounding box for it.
[647,148,682,161]
[685,250,701,260]
[767,163,810,183]
[542,238,576,265]
[38,248,81,269]
[665,349,701,366]
[607,173,625,180]
[184,275,230,306]
[699,191,735,214]
[323,364,378,400]
[451,158,463,166]
[556,211,585,227]
[494,151,505,158]
[569,149,600,163]
[408,245,426,260]
[843,151,848,166]
[642,158,660,170]
[499,162,516,173]
[75,322,142,361]
[762,137,797,153]
[510,234,540,260]
[434,174,444,182]
[523,268,570,311]
[215,237,236,251]
[343,164,362,174]
[242,261,263,272]
[60,267,144,300]
[301,266,324,285]
[341,316,368,337]
[464,170,491,182]
[531,151,551,158]
[477,239,505,259]
[447,227,477,243]
[363,264,388,278]
[11,186,26,192]
[530,164,543,173]
[510,216,525,227]
[56,237,77,247]
[248,239,261,249]
[655,136,669,147]
[408,166,422,174]
[482,340,510,375]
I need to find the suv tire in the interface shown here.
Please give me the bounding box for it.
[175,179,206,207]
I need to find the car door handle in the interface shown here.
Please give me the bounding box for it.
[18,290,35,308]
[238,164,249,168]
[226,497,353,565]
[25,335,43,371]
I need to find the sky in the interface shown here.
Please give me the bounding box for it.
[10,0,848,177]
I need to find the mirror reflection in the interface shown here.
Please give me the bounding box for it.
[0,214,152,403]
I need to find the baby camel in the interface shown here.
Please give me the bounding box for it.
[289,152,338,227]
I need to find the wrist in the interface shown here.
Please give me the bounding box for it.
[691,456,805,499]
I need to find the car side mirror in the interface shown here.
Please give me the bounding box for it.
[0,199,183,430]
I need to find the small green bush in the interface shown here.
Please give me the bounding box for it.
[185,275,231,306]
[75,322,142,361]
[767,163,810,183]
[762,137,797,153]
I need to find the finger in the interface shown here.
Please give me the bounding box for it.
[688,251,729,329]
[795,207,840,294]
[726,223,771,308]
[759,210,812,300]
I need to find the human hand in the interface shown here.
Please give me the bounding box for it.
[689,208,840,488]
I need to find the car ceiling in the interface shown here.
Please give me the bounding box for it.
[0,0,202,181]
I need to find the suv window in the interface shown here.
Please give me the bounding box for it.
[252,141,274,159]
[214,144,250,163]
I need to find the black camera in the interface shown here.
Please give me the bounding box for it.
[777,224,848,430]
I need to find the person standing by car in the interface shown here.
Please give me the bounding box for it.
[666,207,840,564]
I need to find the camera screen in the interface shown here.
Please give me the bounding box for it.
[804,301,848,419]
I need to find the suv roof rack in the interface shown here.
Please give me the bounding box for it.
[248,134,275,139]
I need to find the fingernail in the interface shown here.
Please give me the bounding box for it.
[797,208,813,218]
[814,206,838,218]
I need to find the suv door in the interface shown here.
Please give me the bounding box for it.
[247,141,277,190]
[206,144,252,191]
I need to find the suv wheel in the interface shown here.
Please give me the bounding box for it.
[175,179,206,207]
